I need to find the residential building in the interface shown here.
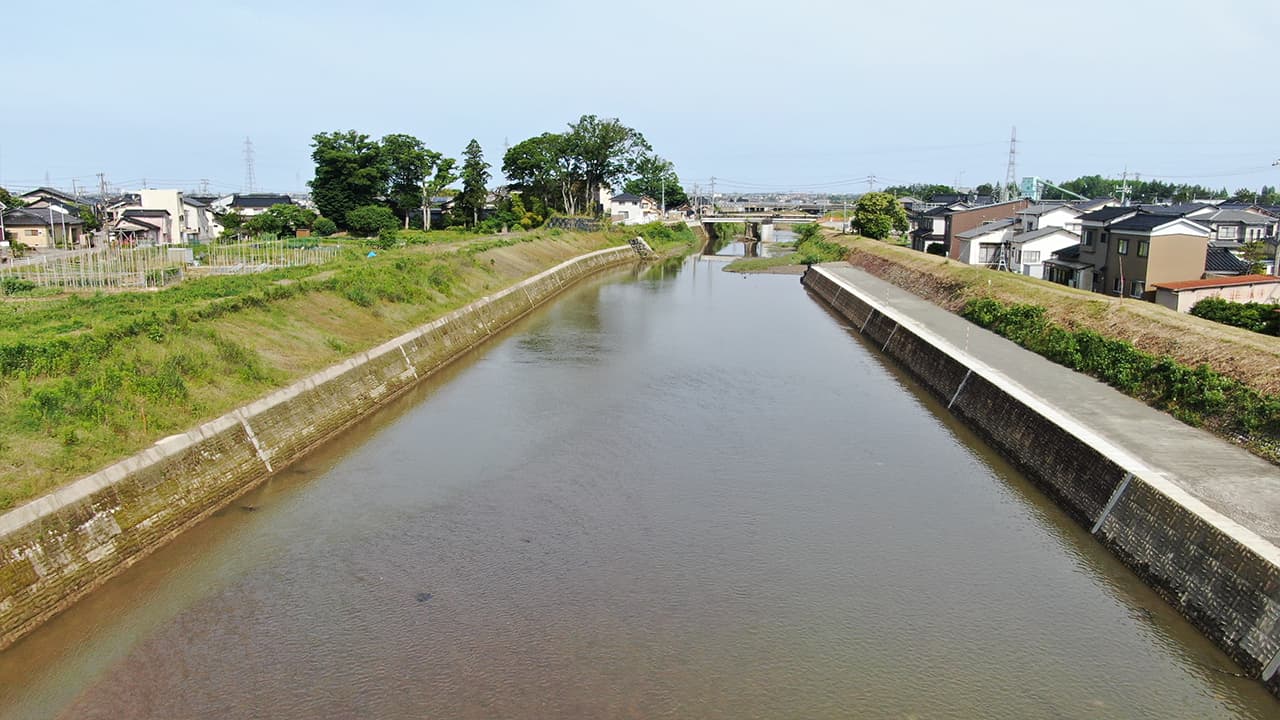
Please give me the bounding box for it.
[951,218,1016,267]
[1043,245,1093,289]
[212,193,294,217]
[606,193,658,225]
[1,207,85,249]
[1010,227,1081,279]
[1076,206,1142,292]
[1015,203,1084,234]
[1152,274,1280,313]
[1203,246,1252,277]
[111,209,172,246]
[18,186,83,209]
[1094,214,1211,300]
[909,201,968,252]
[944,199,1030,260]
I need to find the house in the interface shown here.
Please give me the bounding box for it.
[181,196,213,242]
[944,199,1030,260]
[1194,208,1276,246]
[1043,245,1093,289]
[18,186,83,210]
[1010,226,1081,279]
[909,201,969,252]
[1093,213,1212,300]
[111,209,172,246]
[1203,246,1252,277]
[1076,206,1142,292]
[606,193,658,225]
[1,206,85,249]
[1152,274,1280,313]
[1015,203,1084,234]
[212,193,294,217]
[952,218,1016,267]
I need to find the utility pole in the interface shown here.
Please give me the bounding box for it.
[660,177,665,217]
[1002,126,1018,202]
[868,174,877,191]
[1119,168,1131,206]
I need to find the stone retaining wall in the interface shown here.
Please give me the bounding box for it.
[0,245,638,649]
[803,265,1280,697]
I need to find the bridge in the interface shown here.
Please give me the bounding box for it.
[698,215,818,245]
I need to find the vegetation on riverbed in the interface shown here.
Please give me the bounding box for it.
[0,226,691,509]
[725,223,850,272]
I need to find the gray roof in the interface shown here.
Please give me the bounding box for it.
[1204,247,1250,274]
[1018,203,1082,217]
[1071,198,1115,212]
[1014,226,1079,243]
[1,207,82,226]
[611,193,644,203]
[1202,209,1273,225]
[232,193,292,209]
[956,217,1015,239]
[123,208,170,218]
[1080,206,1139,223]
[1051,244,1082,260]
[1142,202,1214,216]
[1110,213,1209,234]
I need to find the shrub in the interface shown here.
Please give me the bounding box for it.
[312,216,338,237]
[345,205,399,237]
[1,277,36,295]
[1190,297,1280,336]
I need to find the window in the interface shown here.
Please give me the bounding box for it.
[1137,240,1149,257]
[1218,226,1238,240]
[1022,250,1040,264]
[1084,229,1094,247]
[24,229,38,236]
[1113,277,1123,294]
[978,244,1000,264]
[1130,280,1145,298]
[1116,237,1129,255]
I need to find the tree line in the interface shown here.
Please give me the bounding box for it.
[307,115,688,237]
[884,176,1280,206]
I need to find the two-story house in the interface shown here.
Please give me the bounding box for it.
[1095,213,1211,300]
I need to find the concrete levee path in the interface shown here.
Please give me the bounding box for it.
[820,263,1280,548]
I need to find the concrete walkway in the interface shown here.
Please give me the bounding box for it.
[820,263,1280,547]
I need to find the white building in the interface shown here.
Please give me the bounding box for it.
[605,193,658,225]
[952,218,1016,266]
[1009,227,1081,279]
[1016,203,1085,234]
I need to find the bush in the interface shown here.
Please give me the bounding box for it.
[345,205,399,237]
[1190,297,1280,336]
[1,277,36,295]
[312,217,338,237]
[961,297,1280,454]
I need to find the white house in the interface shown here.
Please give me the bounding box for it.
[606,193,658,225]
[952,217,1016,267]
[1009,226,1081,279]
[1016,203,1085,234]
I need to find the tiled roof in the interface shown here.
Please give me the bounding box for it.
[1109,213,1209,233]
[957,217,1015,239]
[1204,247,1251,274]
[1079,206,1138,223]
[1014,226,1079,243]
[1018,203,1080,217]
[1153,274,1279,291]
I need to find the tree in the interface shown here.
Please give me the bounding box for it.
[245,203,316,236]
[503,133,582,215]
[381,133,449,229]
[345,205,399,237]
[217,211,246,240]
[0,187,25,209]
[975,183,996,197]
[623,154,687,210]
[310,131,388,229]
[851,192,909,240]
[456,139,490,227]
[565,115,651,215]
[312,217,337,236]
[77,205,102,232]
[420,158,458,230]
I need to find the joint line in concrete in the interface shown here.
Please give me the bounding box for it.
[947,369,973,410]
[398,345,419,380]
[860,309,875,333]
[238,417,274,473]
[882,324,899,352]
[1263,647,1280,682]
[1091,472,1135,535]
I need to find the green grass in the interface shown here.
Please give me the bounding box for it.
[725,254,802,272]
[0,226,654,510]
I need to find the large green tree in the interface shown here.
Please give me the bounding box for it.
[310,131,388,229]
[565,115,651,215]
[456,139,490,227]
[851,192,909,240]
[503,133,583,215]
[245,203,317,236]
[623,154,687,209]
[381,133,453,229]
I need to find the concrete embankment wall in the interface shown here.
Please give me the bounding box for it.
[0,245,638,649]
[803,265,1280,697]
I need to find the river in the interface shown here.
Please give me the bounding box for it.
[0,254,1276,719]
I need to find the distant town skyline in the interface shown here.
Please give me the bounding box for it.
[5,0,1278,197]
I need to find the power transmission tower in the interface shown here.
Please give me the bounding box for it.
[709,176,716,213]
[868,174,877,191]
[97,172,107,200]
[1001,126,1018,202]
[243,136,257,193]
[200,178,210,194]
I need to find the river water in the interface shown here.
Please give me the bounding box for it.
[1,255,1276,719]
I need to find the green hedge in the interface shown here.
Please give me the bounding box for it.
[1190,297,1280,336]
[962,298,1280,461]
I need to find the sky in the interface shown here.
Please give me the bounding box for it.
[3,0,1278,198]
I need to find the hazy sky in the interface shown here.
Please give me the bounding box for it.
[4,0,1278,197]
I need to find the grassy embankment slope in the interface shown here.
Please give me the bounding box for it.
[0,224,698,509]
[837,234,1280,462]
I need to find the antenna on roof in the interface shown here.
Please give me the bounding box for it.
[243,137,257,194]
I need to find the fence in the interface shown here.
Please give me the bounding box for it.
[0,241,343,291]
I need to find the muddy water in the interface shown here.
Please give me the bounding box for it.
[0,256,1275,719]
